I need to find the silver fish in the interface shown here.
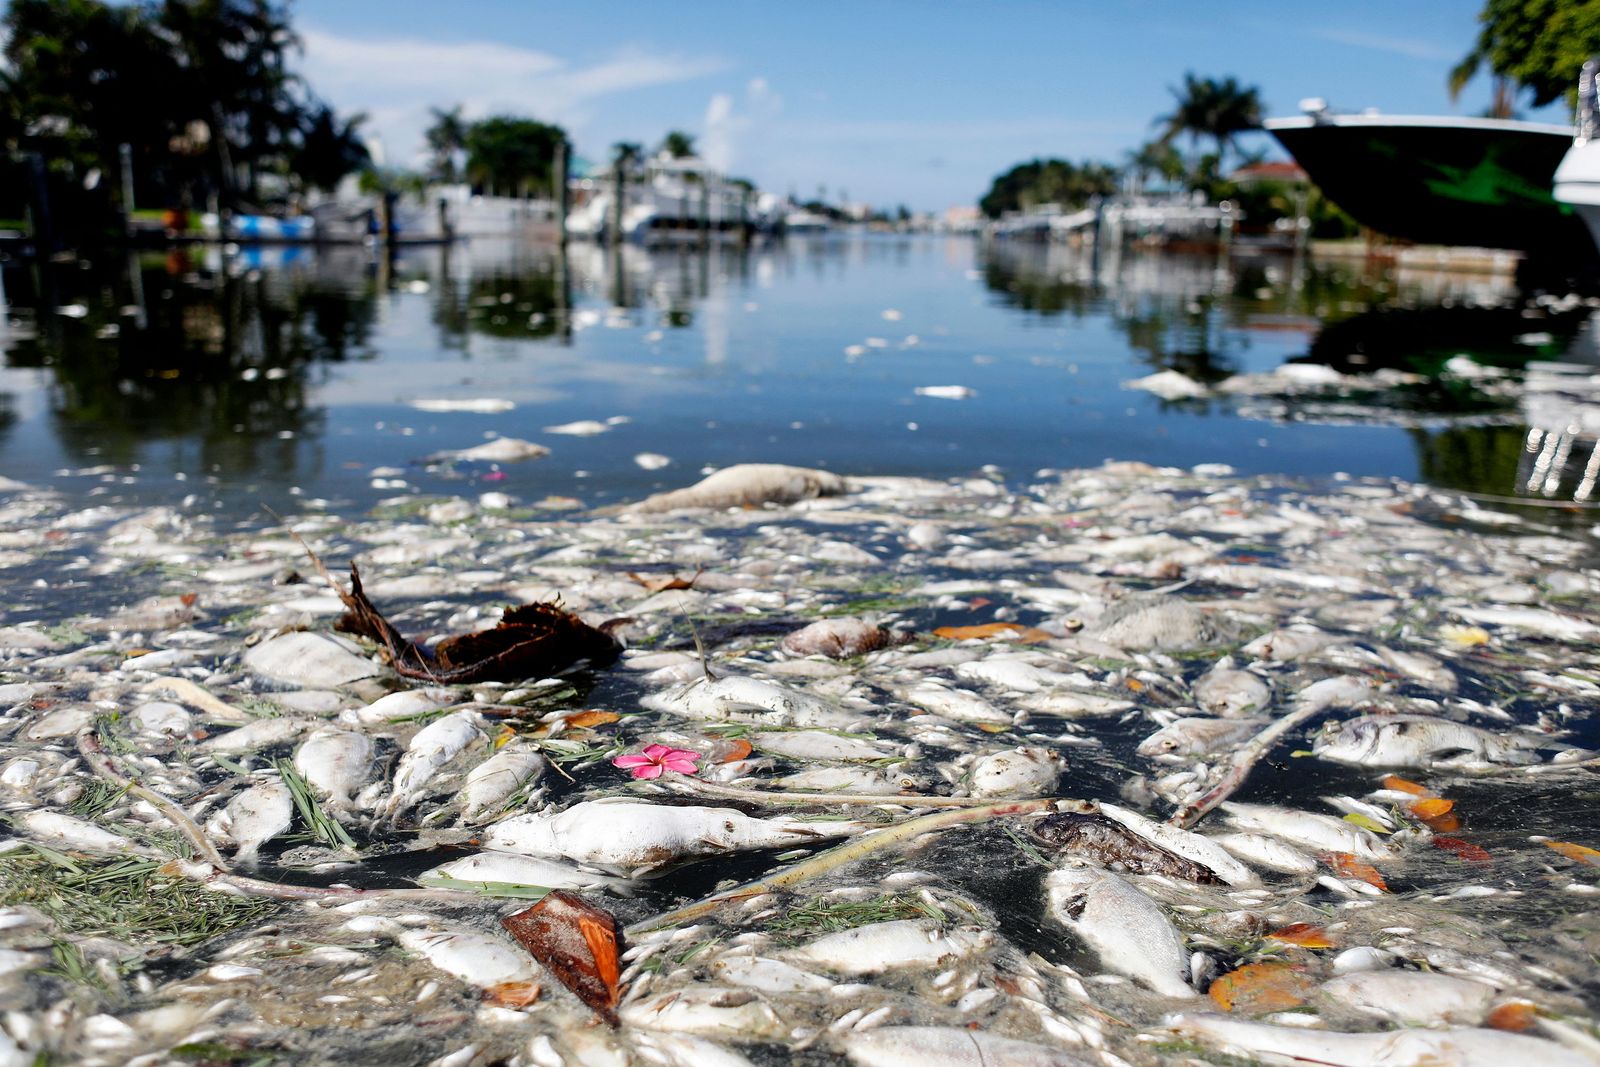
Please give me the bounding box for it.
[1138,717,1266,759]
[1164,1013,1593,1067]
[1313,714,1539,768]
[1046,865,1193,997]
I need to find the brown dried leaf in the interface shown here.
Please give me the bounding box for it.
[1327,852,1388,891]
[1486,1001,1539,1032]
[627,569,703,593]
[932,622,1052,643]
[1208,961,1314,1013]
[1543,840,1600,867]
[1266,923,1336,949]
[562,710,621,730]
[502,891,623,1025]
[482,980,542,1008]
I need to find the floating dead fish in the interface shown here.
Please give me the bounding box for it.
[626,464,848,513]
[643,676,860,728]
[484,800,866,871]
[457,745,547,822]
[618,985,786,1041]
[1163,1013,1593,1067]
[1313,714,1541,768]
[206,778,293,865]
[292,727,372,805]
[386,710,485,814]
[840,1026,1094,1066]
[903,681,1012,726]
[1138,717,1266,759]
[1214,832,1318,876]
[1046,865,1194,997]
[1220,801,1393,862]
[1317,970,1497,1025]
[396,927,538,989]
[1192,664,1272,717]
[781,617,909,659]
[786,919,990,975]
[1097,802,1260,887]
[1084,596,1226,651]
[1033,813,1221,884]
[422,851,636,894]
[969,746,1065,797]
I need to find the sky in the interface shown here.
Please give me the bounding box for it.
[292,0,1569,212]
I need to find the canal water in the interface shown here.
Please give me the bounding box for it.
[0,235,1593,519]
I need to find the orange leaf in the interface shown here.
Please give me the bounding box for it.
[1486,1001,1539,1032]
[1409,798,1454,819]
[716,738,754,764]
[1432,836,1492,864]
[932,622,1052,643]
[975,722,1009,734]
[1266,923,1336,949]
[483,980,542,1008]
[1381,775,1430,796]
[502,891,623,1026]
[564,709,621,730]
[1126,678,1145,692]
[1208,961,1314,1013]
[1422,812,1461,832]
[1543,840,1600,867]
[1327,852,1388,891]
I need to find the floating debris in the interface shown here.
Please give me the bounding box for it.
[0,459,1596,1063]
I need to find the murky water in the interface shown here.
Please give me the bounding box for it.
[3,235,1594,519]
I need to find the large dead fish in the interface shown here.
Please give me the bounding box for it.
[1163,1013,1593,1067]
[483,799,867,873]
[1313,714,1541,768]
[1046,865,1194,998]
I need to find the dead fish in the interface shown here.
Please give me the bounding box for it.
[903,681,1012,725]
[970,746,1066,797]
[1214,832,1318,876]
[457,744,547,822]
[1192,664,1272,717]
[619,985,787,1041]
[1138,717,1266,759]
[625,464,848,513]
[770,765,919,794]
[396,927,538,988]
[18,810,138,855]
[1033,813,1221,884]
[781,617,908,658]
[1371,645,1458,693]
[840,1026,1094,1066]
[1083,596,1224,651]
[420,851,636,893]
[207,778,293,865]
[1220,801,1393,862]
[1240,625,1342,662]
[1046,865,1194,997]
[1163,1013,1593,1067]
[202,717,315,754]
[711,955,834,994]
[1317,970,1497,1026]
[386,709,485,814]
[1313,715,1540,768]
[484,800,866,872]
[1097,802,1260,887]
[786,920,990,975]
[955,657,1077,693]
[749,730,896,762]
[292,728,372,805]
[643,676,859,729]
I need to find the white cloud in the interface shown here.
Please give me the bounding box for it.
[699,76,783,174]
[297,27,726,168]
[1309,29,1455,62]
[780,116,1132,144]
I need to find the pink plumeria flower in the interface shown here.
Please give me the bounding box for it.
[613,744,701,780]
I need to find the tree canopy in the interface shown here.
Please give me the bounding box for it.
[2,0,369,213]
[1156,73,1264,169]
[1450,0,1600,112]
[464,117,568,198]
[979,158,1119,218]
[659,130,697,158]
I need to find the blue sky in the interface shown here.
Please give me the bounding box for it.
[294,0,1567,210]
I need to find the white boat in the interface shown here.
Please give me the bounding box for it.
[567,154,757,243]
[1554,60,1600,255]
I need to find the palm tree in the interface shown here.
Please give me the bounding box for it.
[293,104,368,192]
[659,130,696,159]
[426,105,467,183]
[1157,73,1263,172]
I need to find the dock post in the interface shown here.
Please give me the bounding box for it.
[119,143,137,239]
[24,153,59,257]
[553,139,569,246]
[611,161,625,245]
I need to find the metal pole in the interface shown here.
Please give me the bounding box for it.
[119,143,136,239]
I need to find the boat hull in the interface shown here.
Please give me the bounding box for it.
[1266,116,1594,256]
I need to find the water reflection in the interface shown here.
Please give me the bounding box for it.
[0,234,1596,514]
